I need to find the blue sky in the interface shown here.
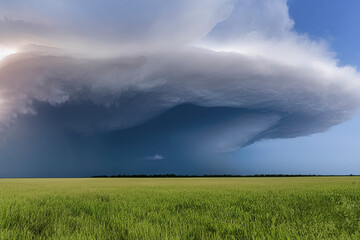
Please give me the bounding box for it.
[289,0,360,67]
[0,0,359,177]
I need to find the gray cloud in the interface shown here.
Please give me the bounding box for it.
[0,0,359,153]
[1,46,359,151]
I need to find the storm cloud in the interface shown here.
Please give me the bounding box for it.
[0,0,359,176]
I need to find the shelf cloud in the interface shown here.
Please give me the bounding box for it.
[0,0,359,157]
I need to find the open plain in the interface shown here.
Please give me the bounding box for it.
[0,177,359,239]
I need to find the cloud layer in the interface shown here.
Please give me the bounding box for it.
[0,0,359,153]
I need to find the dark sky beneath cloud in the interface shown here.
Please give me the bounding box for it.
[0,103,267,177]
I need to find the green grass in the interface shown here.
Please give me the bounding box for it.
[0,177,359,239]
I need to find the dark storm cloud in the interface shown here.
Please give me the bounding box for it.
[0,0,359,157]
[0,46,358,152]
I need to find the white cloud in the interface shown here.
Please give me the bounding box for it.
[0,0,234,56]
[146,154,165,161]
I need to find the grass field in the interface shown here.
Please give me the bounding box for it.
[0,177,359,239]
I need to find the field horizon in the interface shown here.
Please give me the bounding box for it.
[3,173,359,179]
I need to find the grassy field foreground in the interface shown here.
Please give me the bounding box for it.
[0,177,359,239]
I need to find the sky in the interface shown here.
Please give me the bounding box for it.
[235,0,360,176]
[0,0,359,177]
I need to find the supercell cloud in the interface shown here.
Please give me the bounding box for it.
[0,0,359,175]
